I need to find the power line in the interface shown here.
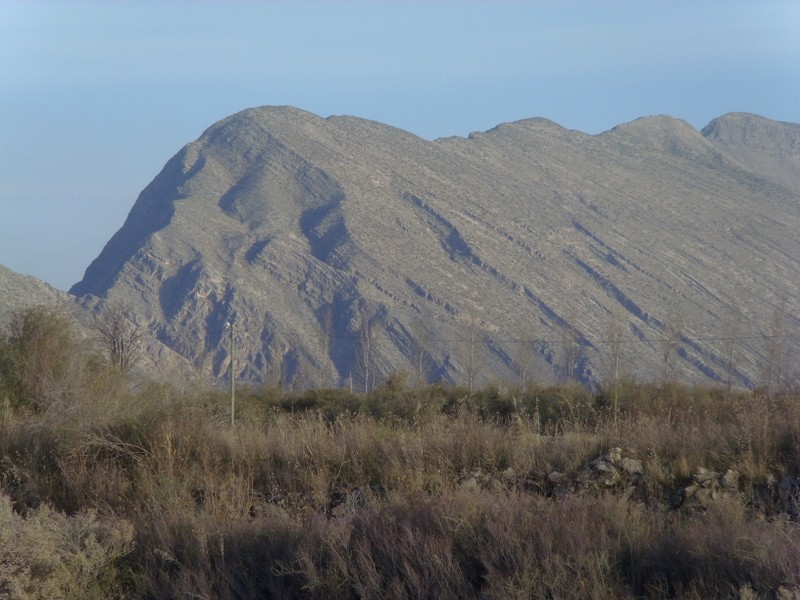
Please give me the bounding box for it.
[208,326,798,346]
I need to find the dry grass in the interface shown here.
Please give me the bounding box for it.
[1,370,799,598]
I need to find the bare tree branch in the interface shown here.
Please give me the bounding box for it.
[95,302,143,372]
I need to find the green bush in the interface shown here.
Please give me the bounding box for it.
[0,306,93,415]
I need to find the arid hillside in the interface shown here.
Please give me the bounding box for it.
[67,108,799,389]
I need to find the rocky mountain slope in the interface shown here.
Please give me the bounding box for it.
[0,263,69,325]
[0,263,106,369]
[70,108,799,390]
[0,263,189,379]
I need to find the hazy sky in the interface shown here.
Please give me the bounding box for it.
[1,1,799,291]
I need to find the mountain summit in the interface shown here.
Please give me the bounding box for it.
[71,107,799,389]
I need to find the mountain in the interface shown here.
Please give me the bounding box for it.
[0,263,69,325]
[70,107,799,390]
[0,262,191,379]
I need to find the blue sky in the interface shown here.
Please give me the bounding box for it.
[1,1,799,291]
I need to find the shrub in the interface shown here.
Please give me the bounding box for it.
[0,306,125,420]
[2,354,800,598]
[0,306,88,414]
[0,492,134,599]
[517,383,598,432]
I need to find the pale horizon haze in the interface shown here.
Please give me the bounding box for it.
[1,1,799,290]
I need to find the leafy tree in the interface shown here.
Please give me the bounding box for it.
[0,306,87,413]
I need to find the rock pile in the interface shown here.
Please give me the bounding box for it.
[325,449,800,524]
[541,447,645,498]
[671,468,740,510]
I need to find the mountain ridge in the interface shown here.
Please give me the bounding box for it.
[65,107,799,389]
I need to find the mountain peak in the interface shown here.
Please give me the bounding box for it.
[602,114,700,142]
[702,112,800,155]
[701,112,800,190]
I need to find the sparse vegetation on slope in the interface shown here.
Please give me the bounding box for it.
[1,308,799,598]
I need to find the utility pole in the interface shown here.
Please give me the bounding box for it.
[227,321,235,427]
